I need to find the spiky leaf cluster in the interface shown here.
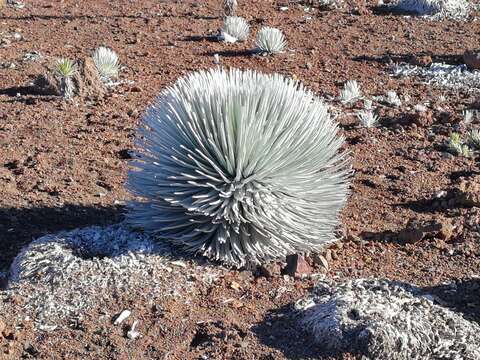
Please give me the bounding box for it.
[255,27,286,55]
[223,0,238,16]
[92,46,120,83]
[54,58,76,99]
[467,129,480,150]
[126,68,350,267]
[339,80,361,104]
[447,132,470,157]
[55,58,76,78]
[221,16,250,42]
[356,109,379,128]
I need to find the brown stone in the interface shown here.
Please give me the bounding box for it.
[257,263,281,278]
[456,176,480,207]
[411,111,433,127]
[398,218,454,243]
[282,254,312,278]
[73,57,106,100]
[411,55,432,67]
[463,50,480,71]
[32,72,61,96]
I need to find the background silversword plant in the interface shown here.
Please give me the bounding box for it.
[339,80,361,104]
[126,68,350,267]
[223,0,237,16]
[221,16,250,42]
[92,46,120,83]
[356,109,379,128]
[255,27,286,55]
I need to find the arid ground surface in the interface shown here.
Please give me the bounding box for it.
[0,0,480,358]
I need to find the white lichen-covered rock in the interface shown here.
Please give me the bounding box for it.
[391,62,480,92]
[6,224,222,330]
[393,0,472,19]
[298,279,480,360]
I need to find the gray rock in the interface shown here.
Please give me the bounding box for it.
[299,279,480,359]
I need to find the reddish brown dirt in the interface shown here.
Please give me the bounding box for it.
[1,0,480,359]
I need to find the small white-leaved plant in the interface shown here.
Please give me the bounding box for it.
[223,0,238,16]
[255,27,286,55]
[357,109,379,128]
[463,110,474,125]
[55,58,76,100]
[447,133,470,157]
[339,80,361,104]
[221,16,250,43]
[467,129,480,150]
[463,109,480,125]
[386,90,402,107]
[92,46,120,83]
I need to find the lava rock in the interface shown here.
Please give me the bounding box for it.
[456,176,480,207]
[464,50,480,71]
[282,254,312,277]
[410,55,432,67]
[73,57,106,100]
[299,279,480,360]
[256,263,282,278]
[398,218,453,243]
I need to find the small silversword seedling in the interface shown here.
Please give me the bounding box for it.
[467,129,480,150]
[55,58,76,99]
[221,16,250,43]
[255,27,286,55]
[92,46,120,83]
[126,68,350,267]
[339,80,361,104]
[447,133,470,157]
[55,58,76,78]
[223,0,238,16]
[386,90,402,107]
[356,109,379,128]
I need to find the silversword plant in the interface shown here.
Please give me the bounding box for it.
[447,132,470,156]
[467,129,480,150]
[356,109,379,128]
[126,68,350,267]
[221,16,250,43]
[386,90,402,107]
[92,46,120,83]
[255,27,286,55]
[55,58,76,99]
[339,80,361,104]
[223,0,238,16]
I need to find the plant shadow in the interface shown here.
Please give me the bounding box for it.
[203,49,257,58]
[0,204,124,273]
[251,304,326,359]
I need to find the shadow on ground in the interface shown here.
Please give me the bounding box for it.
[0,204,124,271]
[252,304,326,360]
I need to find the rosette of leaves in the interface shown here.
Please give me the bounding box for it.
[126,68,350,267]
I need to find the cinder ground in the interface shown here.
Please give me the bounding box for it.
[0,0,479,358]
